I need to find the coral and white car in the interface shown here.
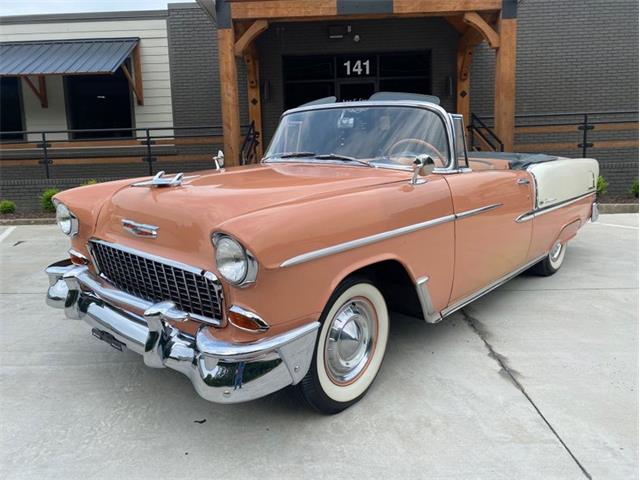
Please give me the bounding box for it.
[46,95,599,413]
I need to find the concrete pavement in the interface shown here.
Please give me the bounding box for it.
[0,215,637,479]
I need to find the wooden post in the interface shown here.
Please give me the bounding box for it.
[456,43,473,132]
[244,44,263,158]
[494,15,517,151]
[218,27,242,166]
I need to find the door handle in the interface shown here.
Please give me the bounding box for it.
[517,178,530,185]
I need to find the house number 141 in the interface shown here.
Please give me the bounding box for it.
[343,59,371,76]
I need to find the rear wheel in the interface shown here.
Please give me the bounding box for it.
[300,277,389,414]
[531,240,566,276]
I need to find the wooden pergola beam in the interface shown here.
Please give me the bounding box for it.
[234,19,269,56]
[462,11,499,48]
[229,0,501,20]
[23,75,48,108]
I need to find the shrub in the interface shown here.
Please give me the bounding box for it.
[41,188,60,213]
[631,178,639,199]
[82,179,98,186]
[596,176,608,197]
[0,200,16,214]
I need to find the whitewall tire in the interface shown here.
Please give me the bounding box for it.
[300,277,389,414]
[532,240,566,276]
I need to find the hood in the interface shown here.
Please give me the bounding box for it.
[92,163,408,268]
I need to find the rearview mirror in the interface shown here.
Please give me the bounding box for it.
[213,150,225,170]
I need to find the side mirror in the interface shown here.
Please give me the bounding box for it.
[410,155,431,185]
[213,150,225,170]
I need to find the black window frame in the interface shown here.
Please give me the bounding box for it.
[0,76,26,142]
[63,61,136,140]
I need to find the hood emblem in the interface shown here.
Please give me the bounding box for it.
[132,171,184,188]
[122,219,159,239]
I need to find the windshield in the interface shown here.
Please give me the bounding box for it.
[264,106,451,169]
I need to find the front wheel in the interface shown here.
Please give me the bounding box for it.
[531,240,566,276]
[300,277,389,414]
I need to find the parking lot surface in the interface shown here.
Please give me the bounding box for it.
[0,214,638,480]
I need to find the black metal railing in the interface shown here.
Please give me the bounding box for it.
[469,110,638,156]
[468,113,504,152]
[240,121,261,166]
[0,124,257,179]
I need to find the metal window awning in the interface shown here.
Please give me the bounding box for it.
[0,37,139,76]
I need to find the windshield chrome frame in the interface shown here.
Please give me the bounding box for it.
[263,100,460,173]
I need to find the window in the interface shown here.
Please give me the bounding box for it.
[452,115,468,168]
[283,52,432,109]
[266,106,451,169]
[65,67,133,139]
[0,77,24,141]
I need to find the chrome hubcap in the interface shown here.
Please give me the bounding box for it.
[325,297,377,385]
[550,242,563,262]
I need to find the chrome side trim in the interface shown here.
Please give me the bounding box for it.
[280,214,456,268]
[416,276,442,324]
[515,191,596,223]
[89,238,209,276]
[440,253,547,318]
[280,203,502,268]
[455,203,502,220]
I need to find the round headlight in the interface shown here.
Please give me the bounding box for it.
[55,202,77,236]
[215,236,248,284]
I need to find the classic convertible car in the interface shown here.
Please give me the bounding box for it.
[45,95,599,413]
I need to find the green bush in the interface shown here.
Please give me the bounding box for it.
[596,175,608,197]
[41,188,60,213]
[82,179,98,186]
[631,178,639,199]
[0,200,16,214]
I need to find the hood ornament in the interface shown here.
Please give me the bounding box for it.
[122,219,159,239]
[132,171,184,188]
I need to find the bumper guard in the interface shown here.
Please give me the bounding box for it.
[45,260,319,403]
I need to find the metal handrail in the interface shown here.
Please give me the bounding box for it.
[470,110,638,156]
[469,113,504,152]
[0,124,252,177]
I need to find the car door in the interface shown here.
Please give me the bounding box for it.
[444,168,534,304]
[442,116,533,305]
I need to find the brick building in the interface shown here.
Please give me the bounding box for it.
[0,0,637,211]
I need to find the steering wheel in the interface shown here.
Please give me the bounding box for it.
[387,138,446,167]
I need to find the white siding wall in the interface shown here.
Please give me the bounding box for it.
[0,17,173,140]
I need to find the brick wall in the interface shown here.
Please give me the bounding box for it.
[471,0,639,195]
[167,3,248,128]
[0,178,118,213]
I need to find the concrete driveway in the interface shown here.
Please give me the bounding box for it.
[0,215,637,480]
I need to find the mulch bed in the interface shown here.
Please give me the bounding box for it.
[598,196,638,204]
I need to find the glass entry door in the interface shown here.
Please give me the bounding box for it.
[338,81,376,102]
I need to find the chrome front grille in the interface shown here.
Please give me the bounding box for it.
[89,240,223,324]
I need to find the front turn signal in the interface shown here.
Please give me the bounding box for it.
[228,305,269,333]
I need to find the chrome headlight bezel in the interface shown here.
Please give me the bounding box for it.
[54,200,78,237]
[212,233,258,287]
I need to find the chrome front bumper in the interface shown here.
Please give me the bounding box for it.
[591,202,600,222]
[45,260,319,403]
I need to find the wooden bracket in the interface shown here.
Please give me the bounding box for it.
[23,75,48,108]
[121,65,142,105]
[121,44,144,105]
[234,19,269,56]
[463,12,500,49]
